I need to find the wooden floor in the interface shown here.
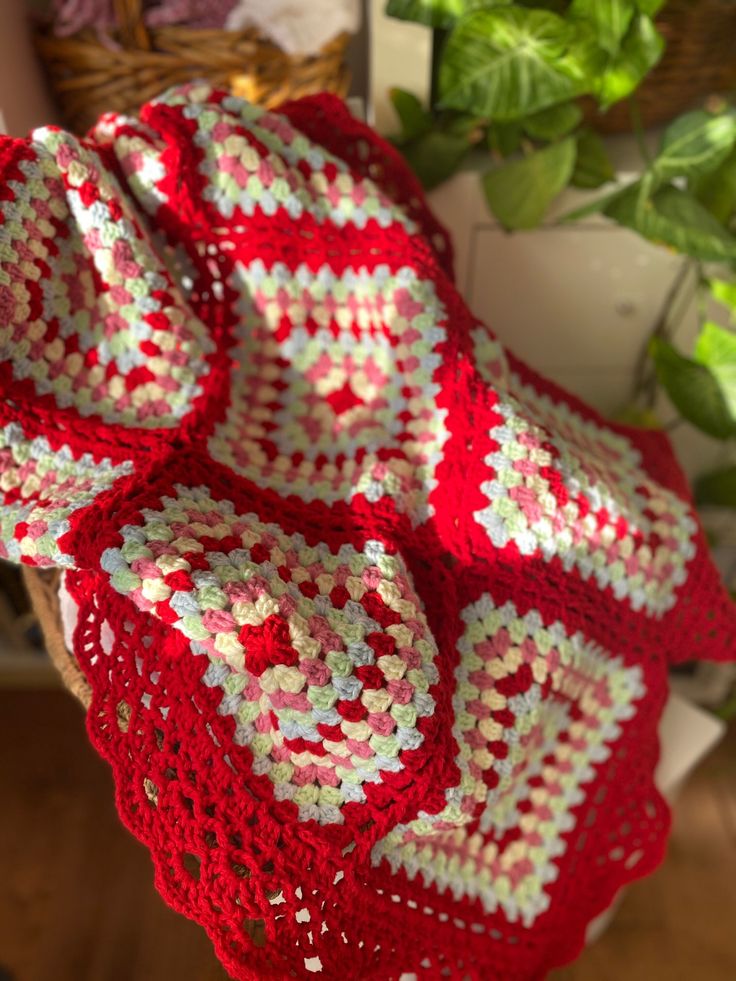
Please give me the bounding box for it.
[0,691,734,981]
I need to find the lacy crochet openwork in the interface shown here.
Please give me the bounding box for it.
[0,83,733,980]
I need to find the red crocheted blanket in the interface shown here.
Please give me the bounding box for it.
[0,84,733,980]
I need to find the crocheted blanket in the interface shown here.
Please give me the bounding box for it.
[1,84,733,980]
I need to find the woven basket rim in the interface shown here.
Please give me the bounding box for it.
[34,22,351,59]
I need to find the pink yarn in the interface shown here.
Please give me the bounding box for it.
[145,0,238,30]
[51,0,237,36]
[51,0,116,37]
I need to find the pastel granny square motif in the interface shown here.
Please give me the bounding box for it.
[373,593,644,926]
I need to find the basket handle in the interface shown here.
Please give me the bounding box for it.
[114,0,152,51]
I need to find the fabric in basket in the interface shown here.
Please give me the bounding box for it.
[0,83,733,980]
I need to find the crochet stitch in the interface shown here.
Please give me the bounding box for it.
[0,83,734,980]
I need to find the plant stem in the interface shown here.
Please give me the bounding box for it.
[629,96,652,167]
[671,261,704,340]
[631,258,694,407]
[696,263,709,328]
[430,29,447,108]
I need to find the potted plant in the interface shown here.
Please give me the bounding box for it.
[386,0,736,552]
[384,0,736,726]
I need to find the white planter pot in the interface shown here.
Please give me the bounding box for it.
[426,160,728,481]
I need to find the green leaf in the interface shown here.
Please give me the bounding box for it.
[558,184,625,222]
[571,129,615,188]
[483,137,576,229]
[691,147,736,224]
[710,278,736,314]
[524,101,582,140]
[595,14,664,109]
[386,0,483,28]
[652,110,736,184]
[441,111,487,139]
[694,321,736,420]
[695,320,736,366]
[569,0,634,55]
[613,404,662,428]
[439,8,594,120]
[650,336,736,439]
[695,465,736,507]
[635,0,666,15]
[604,183,736,262]
[487,120,524,156]
[398,129,470,189]
[390,88,432,142]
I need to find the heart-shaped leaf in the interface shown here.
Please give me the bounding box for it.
[487,120,524,157]
[635,0,666,15]
[694,321,736,420]
[653,110,736,184]
[483,137,577,229]
[570,0,634,55]
[650,336,736,439]
[595,14,664,109]
[524,101,583,141]
[710,278,736,315]
[439,8,595,119]
[571,130,615,188]
[398,128,470,189]
[390,88,432,142]
[695,320,736,366]
[604,183,736,262]
[386,0,496,28]
[690,147,736,224]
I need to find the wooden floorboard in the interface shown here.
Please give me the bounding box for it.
[552,722,736,981]
[0,691,734,980]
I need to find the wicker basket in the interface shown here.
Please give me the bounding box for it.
[22,567,91,708]
[34,0,351,135]
[589,0,736,133]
